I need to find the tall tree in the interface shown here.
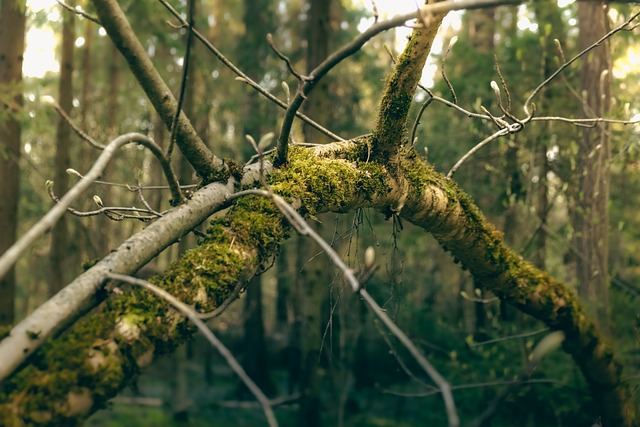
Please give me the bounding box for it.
[295,0,334,425]
[237,0,276,397]
[0,0,26,326]
[574,2,612,331]
[50,4,76,295]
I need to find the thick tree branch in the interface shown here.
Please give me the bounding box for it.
[372,8,445,159]
[273,0,522,166]
[0,142,633,426]
[91,0,225,181]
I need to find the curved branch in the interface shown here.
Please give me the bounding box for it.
[0,133,180,282]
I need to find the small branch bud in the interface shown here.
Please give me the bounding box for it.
[93,195,104,208]
[365,246,375,269]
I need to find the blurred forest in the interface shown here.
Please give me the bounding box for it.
[1,0,640,426]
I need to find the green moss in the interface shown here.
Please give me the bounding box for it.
[201,158,243,185]
[268,145,390,215]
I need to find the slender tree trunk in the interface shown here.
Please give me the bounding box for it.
[237,0,276,397]
[530,2,565,269]
[295,1,333,425]
[468,7,495,340]
[78,19,99,260]
[574,2,612,332]
[94,43,122,254]
[50,3,76,296]
[0,0,26,326]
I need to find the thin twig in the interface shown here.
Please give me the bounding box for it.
[47,184,162,220]
[56,0,101,24]
[447,127,510,178]
[45,98,183,203]
[167,0,195,160]
[469,328,550,348]
[382,378,573,398]
[45,97,103,149]
[410,95,434,146]
[523,11,640,118]
[105,273,278,427]
[157,0,344,143]
[267,33,306,81]
[0,133,173,281]
[441,37,458,104]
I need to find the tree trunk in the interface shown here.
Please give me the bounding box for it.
[50,3,76,296]
[530,2,565,270]
[295,1,334,425]
[236,0,276,397]
[468,7,496,340]
[574,2,612,332]
[0,0,26,326]
[77,19,99,261]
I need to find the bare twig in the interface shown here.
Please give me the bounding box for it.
[56,0,101,24]
[267,33,306,81]
[447,127,511,178]
[469,328,550,348]
[105,273,278,427]
[383,378,573,398]
[45,96,103,149]
[523,11,640,118]
[167,0,195,160]
[442,36,458,104]
[45,98,183,202]
[370,0,379,23]
[47,183,162,220]
[157,0,344,143]
[410,95,434,146]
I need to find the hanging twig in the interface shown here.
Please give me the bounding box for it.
[227,187,460,427]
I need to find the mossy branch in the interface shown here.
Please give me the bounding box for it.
[371,6,445,160]
[0,143,633,426]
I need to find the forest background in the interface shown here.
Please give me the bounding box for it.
[1,0,640,426]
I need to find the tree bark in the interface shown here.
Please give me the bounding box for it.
[295,1,334,425]
[50,3,76,296]
[0,5,633,427]
[0,0,26,326]
[236,0,277,397]
[574,2,612,332]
